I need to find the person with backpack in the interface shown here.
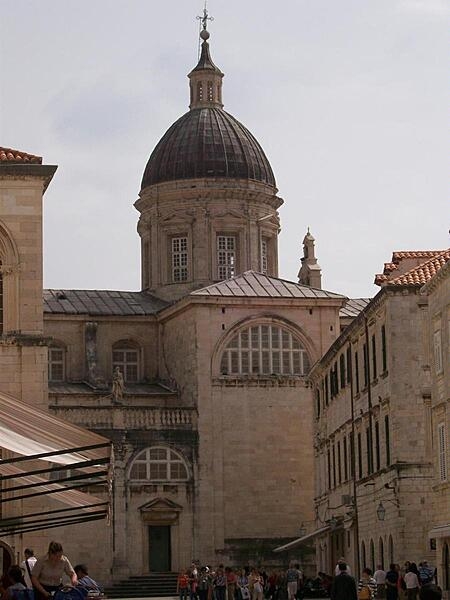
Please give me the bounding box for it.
[20,550,37,592]
[358,568,377,600]
[1,565,30,600]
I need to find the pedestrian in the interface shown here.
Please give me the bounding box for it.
[178,568,190,600]
[213,567,227,600]
[237,568,250,600]
[2,565,27,600]
[418,563,434,586]
[334,557,351,576]
[373,564,386,599]
[225,567,237,600]
[197,567,211,600]
[385,564,399,600]
[358,568,377,599]
[20,549,37,591]
[249,568,263,600]
[330,562,357,600]
[403,564,419,600]
[73,564,101,592]
[285,562,301,600]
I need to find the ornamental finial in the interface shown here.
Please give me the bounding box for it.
[197,2,214,37]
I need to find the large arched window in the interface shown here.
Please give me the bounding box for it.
[112,340,140,382]
[220,324,310,376]
[129,447,189,482]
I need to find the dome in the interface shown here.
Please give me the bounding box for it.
[141,107,276,189]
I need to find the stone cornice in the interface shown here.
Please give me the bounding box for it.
[0,333,50,346]
[0,164,57,192]
[212,375,309,388]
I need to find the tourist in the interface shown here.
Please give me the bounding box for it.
[357,567,377,599]
[334,557,351,576]
[330,562,357,600]
[213,567,227,600]
[285,562,301,600]
[418,563,434,586]
[403,564,419,600]
[225,567,237,600]
[31,541,77,599]
[385,564,399,600]
[237,568,250,600]
[20,549,37,591]
[419,584,442,600]
[74,564,101,591]
[248,568,263,600]
[197,567,211,600]
[177,568,190,600]
[2,565,26,600]
[373,565,386,599]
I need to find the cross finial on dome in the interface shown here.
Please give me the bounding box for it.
[197,2,214,37]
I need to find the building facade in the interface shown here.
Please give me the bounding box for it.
[309,250,449,594]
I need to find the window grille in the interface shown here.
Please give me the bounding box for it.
[438,423,447,481]
[113,345,139,382]
[129,447,189,482]
[172,237,188,282]
[48,346,65,382]
[217,235,236,280]
[220,324,310,376]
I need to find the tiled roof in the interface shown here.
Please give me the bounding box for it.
[339,298,371,319]
[392,250,443,260]
[388,250,450,286]
[44,289,169,316]
[374,249,446,286]
[0,146,42,164]
[191,271,346,299]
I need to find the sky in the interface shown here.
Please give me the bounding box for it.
[1,0,448,297]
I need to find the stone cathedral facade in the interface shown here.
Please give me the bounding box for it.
[0,24,356,583]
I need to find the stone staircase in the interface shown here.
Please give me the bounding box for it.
[103,572,178,598]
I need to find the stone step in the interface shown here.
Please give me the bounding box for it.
[104,573,178,598]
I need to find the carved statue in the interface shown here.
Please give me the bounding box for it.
[111,366,125,403]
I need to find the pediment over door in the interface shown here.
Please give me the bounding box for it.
[139,497,182,525]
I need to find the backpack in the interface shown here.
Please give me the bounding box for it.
[358,585,371,600]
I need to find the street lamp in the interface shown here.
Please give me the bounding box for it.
[376,502,386,521]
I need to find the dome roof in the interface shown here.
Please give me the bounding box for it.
[141,107,276,189]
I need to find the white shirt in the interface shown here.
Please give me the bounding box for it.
[21,556,37,588]
[373,570,386,584]
[334,564,351,576]
[404,572,419,589]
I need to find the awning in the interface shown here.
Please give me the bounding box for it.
[428,524,450,539]
[0,390,112,534]
[0,390,110,467]
[273,525,330,553]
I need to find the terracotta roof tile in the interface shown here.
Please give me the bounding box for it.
[0,146,42,164]
[387,250,450,286]
[392,250,443,261]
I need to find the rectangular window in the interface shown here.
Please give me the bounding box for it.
[327,449,331,490]
[113,349,139,382]
[346,347,352,384]
[381,325,387,372]
[217,235,236,280]
[355,351,360,393]
[340,355,346,389]
[434,330,443,374]
[366,427,373,475]
[438,423,447,481]
[337,440,342,484]
[332,444,336,488]
[349,433,355,478]
[357,432,363,478]
[343,436,348,481]
[363,343,369,388]
[371,334,377,379]
[385,415,391,466]
[171,237,188,282]
[375,421,380,471]
[49,347,65,382]
[261,238,268,274]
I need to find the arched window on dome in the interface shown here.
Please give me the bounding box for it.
[112,340,140,383]
[220,324,310,376]
[197,81,203,102]
[207,81,213,101]
[129,447,189,483]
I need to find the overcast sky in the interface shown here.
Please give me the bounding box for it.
[1,0,448,297]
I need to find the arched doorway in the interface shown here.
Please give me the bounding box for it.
[0,541,13,580]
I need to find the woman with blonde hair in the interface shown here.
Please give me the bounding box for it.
[31,542,77,599]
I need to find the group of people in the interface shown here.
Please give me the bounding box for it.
[177,562,304,600]
[0,542,102,600]
[329,558,442,600]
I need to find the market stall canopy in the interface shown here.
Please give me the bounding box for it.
[273,525,330,553]
[0,390,112,534]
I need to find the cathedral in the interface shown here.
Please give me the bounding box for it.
[0,14,407,588]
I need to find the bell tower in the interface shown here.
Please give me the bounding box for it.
[298,229,322,289]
